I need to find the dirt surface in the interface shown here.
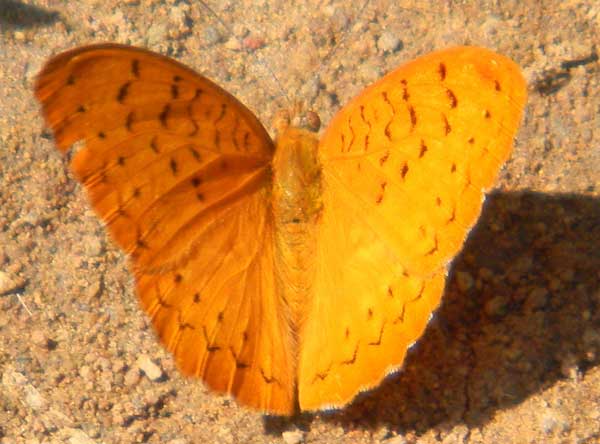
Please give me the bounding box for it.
[1,1,599,443]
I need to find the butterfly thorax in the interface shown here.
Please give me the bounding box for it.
[272,127,323,222]
[271,127,323,344]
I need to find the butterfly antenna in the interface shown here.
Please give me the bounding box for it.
[198,0,374,117]
[317,0,371,73]
[198,0,293,110]
[197,0,232,37]
[293,0,371,121]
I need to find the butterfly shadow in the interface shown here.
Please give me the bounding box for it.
[265,190,600,436]
[0,0,62,30]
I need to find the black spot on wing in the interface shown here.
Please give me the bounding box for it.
[117,81,130,103]
[131,59,140,78]
[446,88,457,108]
[438,62,446,81]
[159,104,170,128]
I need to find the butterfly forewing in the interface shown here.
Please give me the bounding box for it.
[298,47,526,410]
[35,44,297,414]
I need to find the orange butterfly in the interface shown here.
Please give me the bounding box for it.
[35,44,526,414]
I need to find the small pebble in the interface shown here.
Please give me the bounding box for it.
[124,367,141,387]
[559,353,580,381]
[455,271,474,292]
[147,22,167,47]
[31,330,48,347]
[541,409,571,434]
[0,270,23,295]
[136,354,163,381]
[203,26,222,46]
[484,295,509,317]
[85,280,103,302]
[377,31,402,53]
[24,384,46,411]
[99,369,113,388]
[282,430,305,444]
[224,37,242,51]
[112,358,126,374]
[79,365,93,381]
[442,425,469,444]
[242,36,265,50]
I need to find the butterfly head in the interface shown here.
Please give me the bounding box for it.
[273,103,322,139]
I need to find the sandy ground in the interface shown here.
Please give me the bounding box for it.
[1,1,599,443]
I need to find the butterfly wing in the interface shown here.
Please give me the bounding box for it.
[299,46,527,410]
[35,44,296,414]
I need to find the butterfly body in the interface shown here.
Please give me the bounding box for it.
[35,44,526,414]
[272,127,322,356]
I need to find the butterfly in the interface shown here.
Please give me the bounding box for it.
[35,44,526,414]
